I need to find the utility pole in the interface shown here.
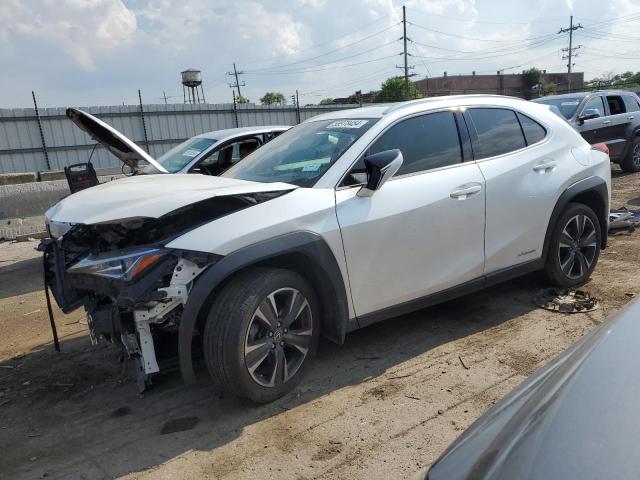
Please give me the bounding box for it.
[403,6,409,99]
[559,15,582,93]
[162,90,168,105]
[396,5,415,100]
[227,63,246,98]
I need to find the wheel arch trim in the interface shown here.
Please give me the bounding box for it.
[178,231,350,385]
[542,176,609,262]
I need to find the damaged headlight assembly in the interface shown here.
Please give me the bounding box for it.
[67,247,167,282]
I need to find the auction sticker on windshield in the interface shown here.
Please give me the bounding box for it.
[182,149,201,157]
[326,120,369,129]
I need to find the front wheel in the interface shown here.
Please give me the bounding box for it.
[544,203,601,287]
[620,137,640,173]
[203,268,319,403]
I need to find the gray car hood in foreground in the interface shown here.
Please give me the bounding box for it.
[45,174,296,225]
[426,296,640,480]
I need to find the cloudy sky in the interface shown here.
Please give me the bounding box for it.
[1,0,639,108]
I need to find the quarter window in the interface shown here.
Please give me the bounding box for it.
[582,96,606,117]
[468,108,526,159]
[517,113,547,145]
[368,111,462,176]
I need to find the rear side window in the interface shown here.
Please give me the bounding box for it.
[623,95,640,112]
[517,113,546,145]
[468,108,526,159]
[369,111,462,176]
[606,95,626,115]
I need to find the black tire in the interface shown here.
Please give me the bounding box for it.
[620,137,640,173]
[544,202,601,287]
[203,268,319,403]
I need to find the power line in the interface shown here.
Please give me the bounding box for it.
[409,36,561,62]
[244,54,400,75]
[409,21,558,43]
[301,66,395,96]
[245,23,400,73]
[409,7,566,25]
[244,42,399,75]
[243,14,392,65]
[410,34,560,57]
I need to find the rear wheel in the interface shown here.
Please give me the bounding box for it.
[544,203,601,287]
[203,268,319,403]
[620,137,640,173]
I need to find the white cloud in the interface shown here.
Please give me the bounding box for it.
[0,0,136,70]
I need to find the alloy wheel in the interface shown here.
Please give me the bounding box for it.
[244,287,313,387]
[633,143,640,169]
[558,214,597,280]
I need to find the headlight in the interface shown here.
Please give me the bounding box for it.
[67,247,167,282]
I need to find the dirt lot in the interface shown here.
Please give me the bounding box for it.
[1,167,639,480]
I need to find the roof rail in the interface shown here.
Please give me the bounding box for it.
[382,94,523,115]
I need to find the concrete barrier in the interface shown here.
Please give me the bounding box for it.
[0,174,122,240]
[0,173,38,186]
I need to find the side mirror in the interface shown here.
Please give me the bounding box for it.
[357,149,403,197]
[578,108,601,125]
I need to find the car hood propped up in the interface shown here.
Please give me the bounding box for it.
[46,174,297,225]
[66,108,168,173]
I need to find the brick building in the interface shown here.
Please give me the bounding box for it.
[414,71,584,98]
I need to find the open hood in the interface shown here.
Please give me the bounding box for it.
[66,108,168,173]
[45,174,296,225]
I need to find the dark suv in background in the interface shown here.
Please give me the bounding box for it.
[534,90,640,172]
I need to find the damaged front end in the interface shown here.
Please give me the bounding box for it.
[41,224,217,391]
[40,191,287,391]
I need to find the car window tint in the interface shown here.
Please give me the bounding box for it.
[368,111,462,176]
[517,113,546,145]
[622,95,640,112]
[468,108,526,159]
[606,96,626,115]
[582,96,605,117]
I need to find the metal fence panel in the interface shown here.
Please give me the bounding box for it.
[0,103,357,174]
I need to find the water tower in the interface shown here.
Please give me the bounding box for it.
[181,68,206,104]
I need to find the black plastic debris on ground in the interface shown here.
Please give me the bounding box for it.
[533,288,598,313]
[161,416,199,435]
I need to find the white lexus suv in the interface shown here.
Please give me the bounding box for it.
[43,96,611,402]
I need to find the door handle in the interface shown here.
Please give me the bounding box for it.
[450,184,482,199]
[533,161,557,173]
[628,116,635,120]
[602,120,611,125]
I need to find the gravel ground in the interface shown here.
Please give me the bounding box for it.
[1,166,639,480]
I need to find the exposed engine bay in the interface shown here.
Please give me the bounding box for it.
[41,191,289,391]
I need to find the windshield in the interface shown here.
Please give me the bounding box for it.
[534,97,582,119]
[143,137,217,173]
[222,119,377,187]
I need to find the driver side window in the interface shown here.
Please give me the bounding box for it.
[582,96,605,117]
[341,111,462,186]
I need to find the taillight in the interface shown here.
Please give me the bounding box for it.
[591,143,609,156]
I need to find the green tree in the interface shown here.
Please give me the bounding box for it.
[377,76,419,102]
[236,94,250,104]
[260,92,286,105]
[522,68,544,90]
[585,71,640,90]
[542,82,557,95]
[319,98,334,105]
